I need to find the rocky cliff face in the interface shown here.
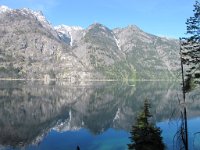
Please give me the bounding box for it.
[0,6,180,80]
[0,6,91,81]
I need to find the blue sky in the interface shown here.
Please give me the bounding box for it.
[0,0,197,38]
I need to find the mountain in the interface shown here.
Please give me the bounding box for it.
[0,6,90,81]
[55,23,180,80]
[0,6,180,80]
[113,26,180,79]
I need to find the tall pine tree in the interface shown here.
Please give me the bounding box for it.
[128,99,165,150]
[180,0,200,89]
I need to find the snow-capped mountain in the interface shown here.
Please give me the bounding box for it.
[0,6,180,80]
[0,5,90,80]
[1,6,49,26]
[0,5,58,37]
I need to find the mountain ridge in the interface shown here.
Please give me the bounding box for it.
[0,6,180,80]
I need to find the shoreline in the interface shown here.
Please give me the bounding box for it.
[0,78,181,82]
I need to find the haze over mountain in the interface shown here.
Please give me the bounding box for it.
[0,6,180,80]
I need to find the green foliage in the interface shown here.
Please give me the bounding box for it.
[128,99,165,150]
[0,66,21,78]
[185,1,200,42]
[180,0,200,89]
[96,61,136,80]
[126,49,174,80]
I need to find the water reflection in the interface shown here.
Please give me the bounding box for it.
[0,81,199,149]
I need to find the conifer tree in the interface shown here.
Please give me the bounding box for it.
[128,99,165,150]
[180,0,200,88]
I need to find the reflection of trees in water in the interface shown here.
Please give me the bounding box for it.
[177,1,200,148]
[173,52,188,150]
[169,77,200,150]
[174,107,188,150]
[128,99,165,150]
[0,80,199,148]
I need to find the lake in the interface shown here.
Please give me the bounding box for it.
[0,80,199,150]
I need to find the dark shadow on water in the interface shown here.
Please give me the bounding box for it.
[76,145,80,150]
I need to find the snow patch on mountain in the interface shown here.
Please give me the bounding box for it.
[0,6,53,30]
[0,5,12,13]
[55,24,83,32]
[113,35,122,51]
[55,25,83,46]
[21,8,53,29]
[32,10,48,24]
[113,108,121,122]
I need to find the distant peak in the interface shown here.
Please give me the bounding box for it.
[0,6,48,24]
[114,25,140,31]
[55,24,83,31]
[0,5,12,13]
[88,23,110,31]
[90,22,104,28]
[92,22,103,26]
[20,8,44,17]
[19,8,51,26]
[128,24,139,29]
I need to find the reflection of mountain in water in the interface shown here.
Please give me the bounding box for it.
[0,81,199,147]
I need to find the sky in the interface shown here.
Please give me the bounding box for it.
[0,0,197,38]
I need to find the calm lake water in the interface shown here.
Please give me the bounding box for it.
[0,80,199,150]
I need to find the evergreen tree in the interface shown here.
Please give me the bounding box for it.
[128,99,165,150]
[180,0,200,88]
